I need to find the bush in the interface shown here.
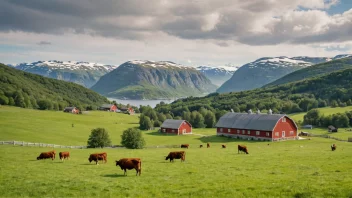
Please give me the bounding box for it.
[87,128,112,148]
[121,128,146,149]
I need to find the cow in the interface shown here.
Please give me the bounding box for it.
[165,151,186,162]
[48,150,56,159]
[88,152,107,165]
[115,158,142,176]
[37,151,55,160]
[59,151,70,161]
[238,145,249,154]
[207,143,210,148]
[331,144,337,151]
[222,144,226,148]
[199,145,203,148]
[181,144,189,149]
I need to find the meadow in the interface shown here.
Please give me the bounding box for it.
[1,106,352,197]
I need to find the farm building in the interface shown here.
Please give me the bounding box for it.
[119,107,135,115]
[160,119,192,135]
[99,104,117,111]
[216,112,298,141]
[302,125,313,129]
[63,107,79,114]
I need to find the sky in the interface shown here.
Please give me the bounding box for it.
[0,0,352,67]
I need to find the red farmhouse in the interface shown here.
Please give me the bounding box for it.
[63,107,79,114]
[99,104,117,112]
[120,107,135,115]
[216,112,298,141]
[160,119,192,135]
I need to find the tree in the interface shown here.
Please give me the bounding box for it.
[87,128,112,148]
[153,120,161,127]
[204,111,216,128]
[121,128,146,149]
[37,99,52,110]
[193,112,205,128]
[0,95,9,105]
[139,114,153,130]
[303,109,321,125]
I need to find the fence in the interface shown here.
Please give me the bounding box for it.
[0,141,183,149]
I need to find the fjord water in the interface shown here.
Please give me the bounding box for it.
[108,98,175,108]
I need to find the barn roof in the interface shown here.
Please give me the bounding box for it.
[64,107,76,110]
[161,119,190,129]
[100,104,114,108]
[215,112,292,131]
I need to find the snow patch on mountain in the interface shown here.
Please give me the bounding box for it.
[127,60,191,69]
[16,60,118,71]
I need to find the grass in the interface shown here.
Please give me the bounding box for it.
[1,106,352,197]
[0,139,351,198]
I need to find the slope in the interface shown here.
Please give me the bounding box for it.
[91,60,217,100]
[0,63,109,109]
[264,56,352,87]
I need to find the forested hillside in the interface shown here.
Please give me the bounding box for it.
[265,57,352,87]
[0,63,109,110]
[153,68,352,119]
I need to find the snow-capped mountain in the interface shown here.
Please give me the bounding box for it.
[196,65,240,86]
[217,56,332,93]
[14,60,118,88]
[91,60,217,100]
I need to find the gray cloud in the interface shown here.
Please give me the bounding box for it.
[37,41,51,45]
[0,0,351,45]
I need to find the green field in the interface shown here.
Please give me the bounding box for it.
[1,106,352,197]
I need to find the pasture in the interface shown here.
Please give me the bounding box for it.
[1,106,352,197]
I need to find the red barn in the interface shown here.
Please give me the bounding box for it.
[216,112,298,141]
[160,119,192,135]
[63,107,79,114]
[99,104,117,112]
[120,107,135,115]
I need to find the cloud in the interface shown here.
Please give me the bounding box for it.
[0,0,350,46]
[37,41,51,45]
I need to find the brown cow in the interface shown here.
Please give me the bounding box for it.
[181,144,189,149]
[222,144,226,148]
[115,158,142,176]
[165,151,186,162]
[37,151,55,160]
[88,152,107,165]
[59,151,70,161]
[207,143,210,148]
[238,145,249,154]
[48,150,56,159]
[199,145,203,148]
[331,144,336,151]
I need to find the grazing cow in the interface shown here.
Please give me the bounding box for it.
[199,145,203,148]
[37,151,55,160]
[207,143,210,148]
[331,144,337,151]
[115,158,142,176]
[88,152,107,165]
[48,150,56,159]
[165,151,186,162]
[222,144,226,148]
[59,151,70,161]
[181,144,189,149]
[238,145,249,154]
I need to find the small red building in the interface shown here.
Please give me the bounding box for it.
[63,107,79,114]
[99,104,117,112]
[160,119,192,135]
[216,112,298,141]
[120,107,135,115]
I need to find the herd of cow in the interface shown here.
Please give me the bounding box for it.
[36,143,250,176]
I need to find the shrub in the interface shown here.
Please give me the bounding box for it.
[87,128,112,148]
[121,128,146,149]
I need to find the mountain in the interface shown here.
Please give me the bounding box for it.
[216,56,331,93]
[196,65,239,86]
[157,68,352,116]
[264,56,352,87]
[0,63,109,109]
[14,60,118,88]
[91,60,217,100]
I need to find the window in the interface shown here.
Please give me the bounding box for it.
[228,129,231,133]
[162,129,166,132]
[275,132,279,136]
[290,131,294,135]
[237,130,240,133]
[172,129,175,133]
[266,132,270,137]
[282,117,286,122]
[220,128,223,132]
[242,130,245,134]
[247,130,250,135]
[256,131,260,135]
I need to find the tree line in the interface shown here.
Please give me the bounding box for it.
[303,109,352,128]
